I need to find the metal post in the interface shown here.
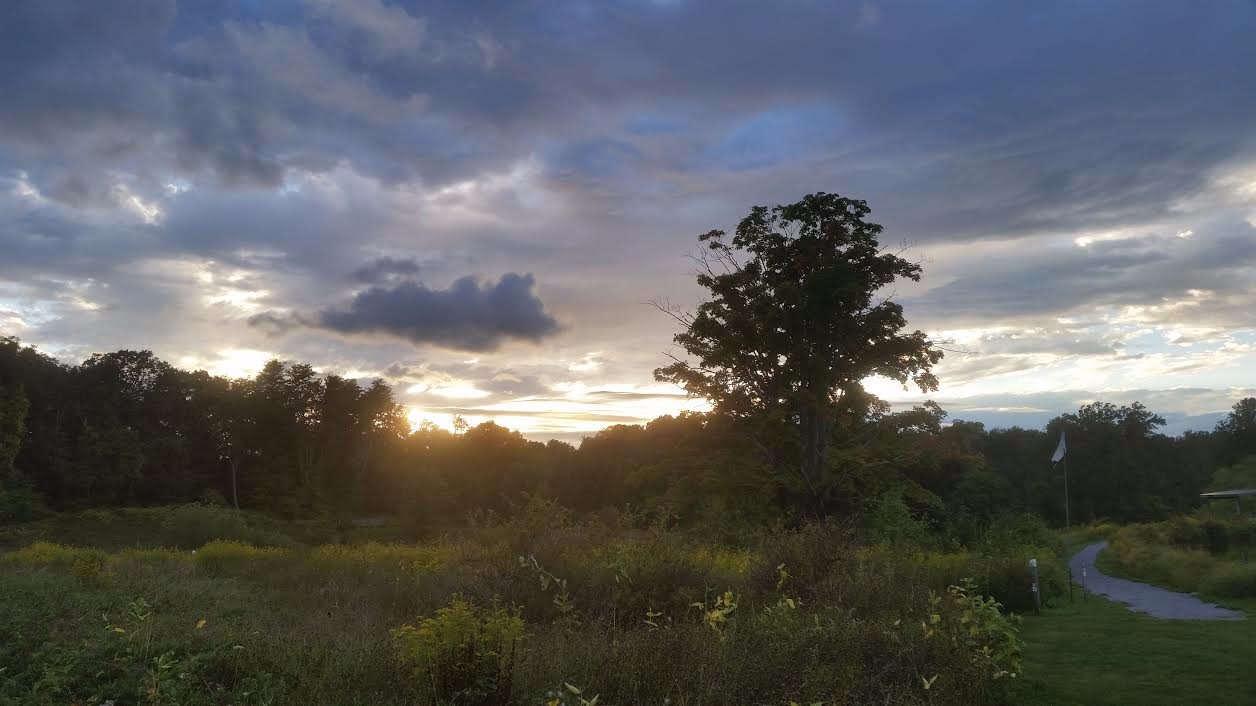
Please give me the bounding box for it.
[1029,558,1041,615]
[1081,563,1088,601]
[1062,457,1070,530]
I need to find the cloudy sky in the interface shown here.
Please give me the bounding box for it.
[3,1,1255,440]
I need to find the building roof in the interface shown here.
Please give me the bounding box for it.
[1199,488,1256,499]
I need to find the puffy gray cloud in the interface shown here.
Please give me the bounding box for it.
[315,274,560,351]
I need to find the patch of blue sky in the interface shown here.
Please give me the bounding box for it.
[1121,329,1181,351]
[624,114,687,137]
[171,0,301,42]
[0,295,57,328]
[546,139,645,179]
[689,103,843,173]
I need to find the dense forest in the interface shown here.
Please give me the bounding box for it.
[3,333,1253,536]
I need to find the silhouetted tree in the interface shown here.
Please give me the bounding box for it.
[1216,398,1256,465]
[656,193,942,517]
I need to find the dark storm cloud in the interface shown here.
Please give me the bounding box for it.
[247,311,307,337]
[351,257,421,283]
[315,274,560,352]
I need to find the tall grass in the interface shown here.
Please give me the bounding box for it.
[1102,519,1256,599]
[0,516,1033,705]
[0,503,310,550]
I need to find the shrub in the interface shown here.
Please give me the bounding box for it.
[193,540,290,573]
[933,579,1022,681]
[871,546,1063,614]
[159,504,295,549]
[310,542,447,576]
[1104,525,1256,599]
[392,596,525,705]
[1198,563,1256,597]
[117,546,190,565]
[2,540,106,566]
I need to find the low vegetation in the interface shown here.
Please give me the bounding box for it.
[0,504,1046,705]
[1099,516,1256,599]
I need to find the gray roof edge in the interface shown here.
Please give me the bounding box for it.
[1199,488,1256,498]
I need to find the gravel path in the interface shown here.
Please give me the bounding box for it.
[1070,541,1244,620]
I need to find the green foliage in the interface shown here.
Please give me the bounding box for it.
[937,579,1022,681]
[691,588,738,635]
[0,504,306,550]
[0,518,1038,706]
[654,193,943,516]
[0,384,28,475]
[1103,521,1256,599]
[2,540,107,567]
[0,383,43,522]
[158,503,297,549]
[311,541,447,576]
[193,540,290,573]
[1207,455,1256,492]
[519,553,579,627]
[391,597,525,705]
[1216,398,1256,464]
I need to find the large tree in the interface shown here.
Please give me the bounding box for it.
[1216,397,1256,465]
[0,383,41,520]
[655,193,942,516]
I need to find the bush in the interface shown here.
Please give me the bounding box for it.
[1198,563,1256,597]
[1104,524,1256,599]
[193,540,290,573]
[159,504,296,549]
[310,542,447,576]
[392,596,525,705]
[867,546,1062,614]
[2,540,106,566]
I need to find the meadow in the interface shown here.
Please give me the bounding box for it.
[0,503,1048,706]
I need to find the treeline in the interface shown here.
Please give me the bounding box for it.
[2,336,1254,534]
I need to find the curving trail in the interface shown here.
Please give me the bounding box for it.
[1070,541,1244,620]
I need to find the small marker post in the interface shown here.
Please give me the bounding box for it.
[1029,558,1041,615]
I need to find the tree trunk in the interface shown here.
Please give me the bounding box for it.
[229,457,239,510]
[797,406,831,519]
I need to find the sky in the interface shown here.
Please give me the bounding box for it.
[2,1,1255,441]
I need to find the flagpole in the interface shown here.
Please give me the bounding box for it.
[1055,429,1075,597]
[1062,455,1070,530]
[1051,432,1069,529]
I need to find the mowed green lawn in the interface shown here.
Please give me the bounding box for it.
[1017,595,1256,706]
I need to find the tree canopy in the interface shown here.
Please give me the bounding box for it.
[655,193,942,516]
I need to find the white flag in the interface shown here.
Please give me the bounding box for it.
[1051,432,1067,464]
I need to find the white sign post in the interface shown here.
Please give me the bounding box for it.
[1029,558,1041,615]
